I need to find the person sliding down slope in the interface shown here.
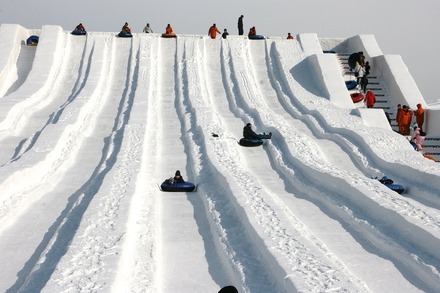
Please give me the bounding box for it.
[243,123,271,139]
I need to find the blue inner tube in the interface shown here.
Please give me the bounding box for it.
[345,80,357,90]
[239,138,263,147]
[384,183,404,194]
[26,35,39,45]
[71,30,87,35]
[249,34,265,40]
[160,180,196,192]
[118,31,133,38]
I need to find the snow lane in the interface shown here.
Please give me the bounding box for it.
[0,26,66,135]
[0,35,110,235]
[36,36,141,292]
[155,37,221,292]
[3,44,36,97]
[0,34,87,165]
[112,36,161,292]
[173,37,287,292]
[0,24,31,98]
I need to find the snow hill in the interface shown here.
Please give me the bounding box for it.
[1,24,440,293]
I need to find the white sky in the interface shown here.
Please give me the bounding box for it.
[1,0,439,105]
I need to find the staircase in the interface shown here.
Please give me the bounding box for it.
[333,52,439,162]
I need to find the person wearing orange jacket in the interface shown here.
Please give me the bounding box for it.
[413,103,425,132]
[364,90,376,108]
[208,23,221,39]
[398,105,413,135]
[165,24,173,34]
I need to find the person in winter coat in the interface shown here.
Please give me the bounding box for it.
[364,61,371,76]
[143,23,153,33]
[243,123,271,139]
[75,23,85,31]
[348,51,364,70]
[208,23,221,39]
[287,33,294,39]
[360,75,368,93]
[413,103,425,132]
[410,126,426,151]
[396,104,403,133]
[248,26,256,38]
[122,22,131,33]
[165,24,173,34]
[222,28,229,39]
[354,62,364,84]
[238,15,244,35]
[399,105,413,135]
[173,170,185,183]
[364,90,376,108]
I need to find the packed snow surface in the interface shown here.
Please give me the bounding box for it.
[0,29,440,293]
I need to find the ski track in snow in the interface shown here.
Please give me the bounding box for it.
[0,29,439,293]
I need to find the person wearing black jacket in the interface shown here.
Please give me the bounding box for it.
[348,51,364,70]
[243,123,271,139]
[238,15,244,35]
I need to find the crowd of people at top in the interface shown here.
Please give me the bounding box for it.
[73,15,296,40]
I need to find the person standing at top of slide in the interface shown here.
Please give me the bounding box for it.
[238,15,244,35]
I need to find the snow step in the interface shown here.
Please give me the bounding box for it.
[423,144,440,148]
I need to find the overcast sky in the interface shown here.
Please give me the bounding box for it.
[1,0,438,104]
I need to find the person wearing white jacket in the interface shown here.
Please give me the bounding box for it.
[143,23,153,33]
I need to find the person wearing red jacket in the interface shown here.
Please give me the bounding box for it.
[208,23,221,39]
[248,26,256,38]
[413,103,425,132]
[364,90,376,108]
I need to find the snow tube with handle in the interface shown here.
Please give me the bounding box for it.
[350,92,364,103]
[161,33,177,38]
[345,80,357,90]
[384,183,405,194]
[160,180,196,192]
[26,35,39,46]
[379,176,404,194]
[118,31,133,38]
[239,138,263,147]
[71,30,87,35]
[249,34,265,40]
